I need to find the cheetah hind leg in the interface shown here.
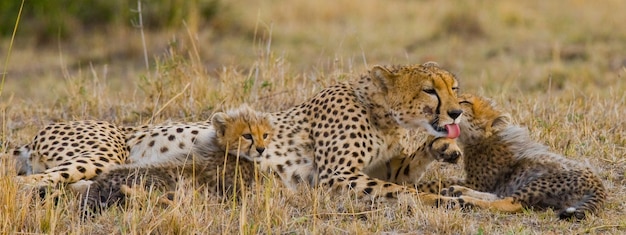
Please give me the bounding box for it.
[120,185,175,207]
[19,152,121,188]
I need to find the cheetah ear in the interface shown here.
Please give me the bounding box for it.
[261,112,273,125]
[488,114,511,133]
[211,112,229,137]
[421,61,440,68]
[370,65,396,93]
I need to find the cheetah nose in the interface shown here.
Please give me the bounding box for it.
[256,147,265,154]
[448,109,463,120]
[450,151,461,163]
[447,151,461,164]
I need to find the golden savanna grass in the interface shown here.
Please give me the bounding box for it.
[1,0,626,233]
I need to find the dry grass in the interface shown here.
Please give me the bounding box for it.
[1,0,626,234]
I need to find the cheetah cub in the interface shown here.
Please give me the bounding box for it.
[417,93,606,220]
[81,105,273,213]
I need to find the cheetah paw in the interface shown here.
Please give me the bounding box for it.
[440,186,464,197]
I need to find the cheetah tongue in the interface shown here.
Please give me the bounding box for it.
[445,124,460,139]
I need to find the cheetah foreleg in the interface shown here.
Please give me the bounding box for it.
[456,196,524,213]
[441,185,501,201]
[413,179,464,194]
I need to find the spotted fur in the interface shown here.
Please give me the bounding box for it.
[366,134,462,185]
[11,121,128,187]
[416,93,607,220]
[253,62,464,203]
[81,105,273,213]
[123,108,272,166]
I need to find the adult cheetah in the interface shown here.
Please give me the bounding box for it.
[252,62,464,203]
[80,105,273,213]
[417,93,606,220]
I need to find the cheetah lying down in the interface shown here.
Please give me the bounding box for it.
[416,93,606,220]
[250,62,464,204]
[6,62,465,209]
[79,105,273,213]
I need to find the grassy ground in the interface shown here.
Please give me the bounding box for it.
[1,0,626,234]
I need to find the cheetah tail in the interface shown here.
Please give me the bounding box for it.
[558,188,606,221]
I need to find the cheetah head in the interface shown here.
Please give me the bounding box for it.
[211,105,274,161]
[370,62,463,138]
[457,93,511,145]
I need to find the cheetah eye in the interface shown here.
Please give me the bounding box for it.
[242,134,253,140]
[422,88,436,95]
[262,133,269,139]
[459,101,473,105]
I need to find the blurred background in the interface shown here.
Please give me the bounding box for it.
[2,0,625,98]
